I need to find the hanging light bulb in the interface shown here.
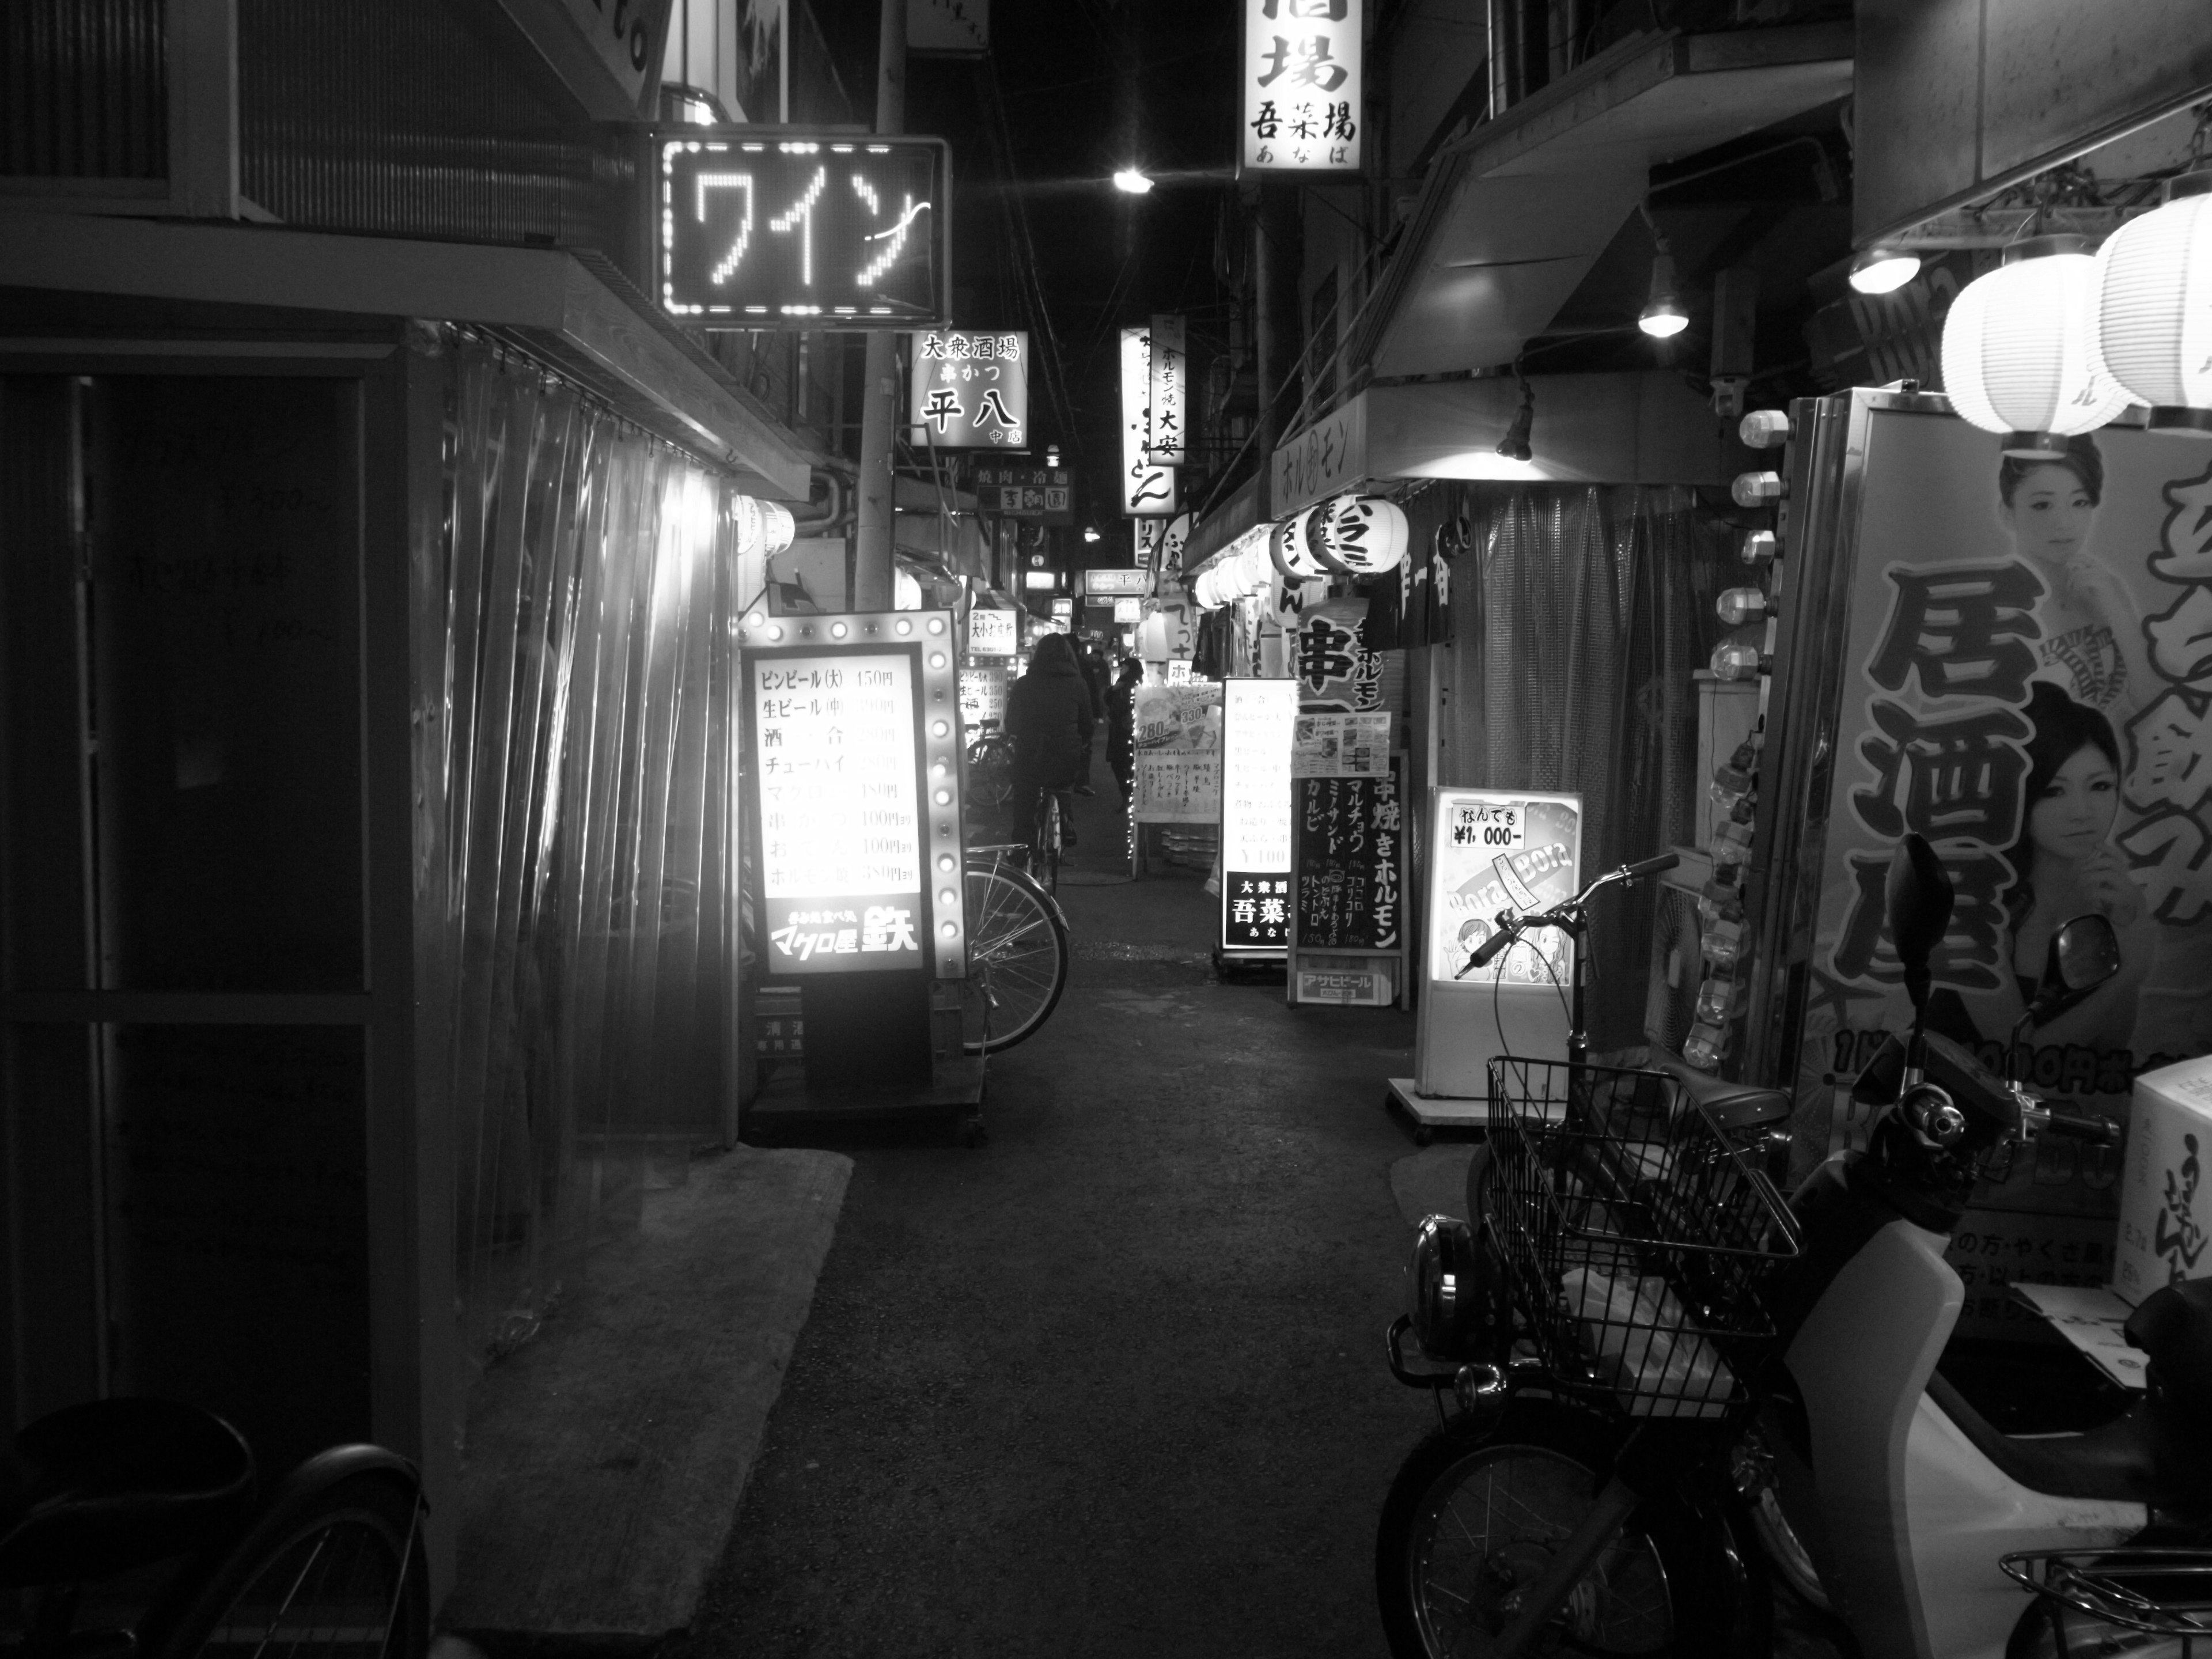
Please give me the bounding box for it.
[1639,236,1688,338]
[1495,378,1535,461]
[1940,234,2131,457]
[2090,171,2212,437]
[1849,245,1922,295]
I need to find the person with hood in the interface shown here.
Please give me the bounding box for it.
[1074,637,1111,795]
[1006,631,1093,849]
[1106,656,1143,802]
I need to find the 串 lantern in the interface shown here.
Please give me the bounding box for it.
[1940,234,2131,456]
[2091,172,2212,437]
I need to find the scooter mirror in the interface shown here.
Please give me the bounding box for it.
[1884,834,1955,1009]
[2029,914,2122,1022]
[1493,855,1540,911]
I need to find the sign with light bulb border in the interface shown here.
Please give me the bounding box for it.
[738,608,968,979]
[657,131,952,327]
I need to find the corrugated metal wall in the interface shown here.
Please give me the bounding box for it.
[237,0,642,278]
[0,0,167,179]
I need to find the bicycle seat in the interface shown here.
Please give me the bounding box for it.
[1925,1314,2212,1509]
[0,1399,256,1586]
[1647,1049,1791,1133]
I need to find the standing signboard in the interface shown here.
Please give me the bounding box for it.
[1220,678,1299,959]
[1775,399,2212,1335]
[908,330,1028,449]
[1119,328,1178,516]
[1131,683,1221,825]
[740,609,967,1096]
[1288,711,1403,1005]
[1395,790,1582,1121]
[958,664,1006,732]
[1238,0,1363,177]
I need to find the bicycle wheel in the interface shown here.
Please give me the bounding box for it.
[1376,1401,1740,1658]
[1036,792,1062,896]
[151,1467,427,1659]
[961,862,1069,1052]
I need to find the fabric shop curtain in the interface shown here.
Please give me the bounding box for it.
[411,336,750,1420]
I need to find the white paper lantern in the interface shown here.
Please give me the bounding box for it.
[1315,495,1411,577]
[1270,507,1330,581]
[1941,236,2131,454]
[2091,172,2212,437]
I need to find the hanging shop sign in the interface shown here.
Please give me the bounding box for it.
[1159,511,1194,581]
[908,0,987,54]
[1238,0,1363,178]
[1147,313,1188,467]
[959,663,1007,729]
[966,607,1017,656]
[909,330,1029,448]
[1084,568,1151,597]
[1119,328,1179,516]
[739,609,967,979]
[1293,597,1383,711]
[658,132,951,326]
[1135,518,1165,569]
[1220,677,1300,957]
[971,461,1073,522]
[1132,682,1221,825]
[1788,402,2212,1336]
[1414,790,1584,1098]
[1113,596,1142,624]
[1272,393,1369,515]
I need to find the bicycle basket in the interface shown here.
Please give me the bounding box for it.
[1485,1056,1801,1421]
[2002,1548,2212,1652]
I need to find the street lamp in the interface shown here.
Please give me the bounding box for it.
[1112,168,1154,195]
[1083,526,1102,542]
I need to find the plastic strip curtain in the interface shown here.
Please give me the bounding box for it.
[1456,484,1730,1048]
[412,338,743,1418]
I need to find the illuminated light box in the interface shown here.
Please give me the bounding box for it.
[1219,677,1299,958]
[967,607,1017,656]
[1021,571,1057,590]
[739,609,965,979]
[659,132,951,326]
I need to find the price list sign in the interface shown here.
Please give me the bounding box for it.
[753,652,926,975]
[1294,767,1401,951]
[1221,678,1298,955]
[1429,793,1582,988]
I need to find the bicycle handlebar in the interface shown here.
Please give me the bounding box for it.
[1456,853,1680,978]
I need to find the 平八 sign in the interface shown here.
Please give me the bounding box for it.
[910,330,1029,449]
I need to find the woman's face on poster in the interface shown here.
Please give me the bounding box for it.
[2003,465,2097,562]
[2027,743,2120,865]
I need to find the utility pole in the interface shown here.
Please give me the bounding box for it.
[852,0,907,611]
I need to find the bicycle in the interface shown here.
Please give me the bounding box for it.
[1,1397,429,1659]
[964,718,1015,814]
[959,845,1069,1054]
[1029,786,1066,897]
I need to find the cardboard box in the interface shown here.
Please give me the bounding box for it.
[2112,1055,2212,1305]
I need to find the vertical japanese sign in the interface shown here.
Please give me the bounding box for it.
[752,652,925,975]
[1119,327,1178,516]
[1294,597,1384,711]
[1240,0,1363,176]
[1147,313,1188,467]
[1798,409,2212,1332]
[1291,716,1399,950]
[909,331,1029,448]
[1221,678,1299,954]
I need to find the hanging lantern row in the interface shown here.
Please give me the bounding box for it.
[1938,171,2212,455]
[1190,494,1411,612]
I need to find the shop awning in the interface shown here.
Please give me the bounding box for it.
[0,212,817,499]
[1349,22,1853,381]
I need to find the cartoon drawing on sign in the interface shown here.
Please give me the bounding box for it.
[2156,1133,2208,1286]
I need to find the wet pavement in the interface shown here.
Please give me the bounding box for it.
[669,783,1850,1659]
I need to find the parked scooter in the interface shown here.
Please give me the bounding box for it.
[1379,833,2212,1658]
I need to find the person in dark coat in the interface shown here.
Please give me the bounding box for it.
[1106,657,1143,802]
[1074,638,1111,794]
[1006,631,1093,848]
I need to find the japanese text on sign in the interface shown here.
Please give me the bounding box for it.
[1240,0,1363,176]
[1119,328,1178,517]
[1222,679,1298,952]
[1147,313,1188,467]
[967,608,1017,656]
[1293,711,1390,777]
[1295,767,1401,949]
[910,330,1029,448]
[1451,801,1523,851]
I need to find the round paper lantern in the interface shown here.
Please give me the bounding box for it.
[1941,235,2130,455]
[2091,171,2212,437]
[1315,494,1411,577]
[1298,503,1353,575]
[1270,510,1330,581]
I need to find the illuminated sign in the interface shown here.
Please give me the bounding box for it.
[1050,597,1074,620]
[959,664,1007,728]
[658,132,950,325]
[1113,597,1142,624]
[967,608,1017,656]
[908,330,1028,448]
[1119,328,1178,516]
[1084,568,1150,597]
[1022,570,1057,590]
[971,461,1073,523]
[739,609,967,978]
[1240,0,1363,177]
[1147,313,1187,465]
[1220,677,1298,956]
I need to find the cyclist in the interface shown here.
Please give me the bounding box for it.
[1005,631,1092,852]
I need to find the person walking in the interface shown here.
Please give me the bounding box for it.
[1107,656,1143,804]
[1006,631,1093,850]
[1074,637,1110,796]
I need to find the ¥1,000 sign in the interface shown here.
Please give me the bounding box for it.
[660,134,950,325]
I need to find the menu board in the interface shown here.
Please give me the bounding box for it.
[1132,682,1221,825]
[1291,711,1390,778]
[1428,793,1582,988]
[1221,677,1298,954]
[752,651,927,975]
[959,665,1007,730]
[1294,766,1402,950]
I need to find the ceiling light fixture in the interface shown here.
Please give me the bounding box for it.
[1112,168,1154,195]
[1638,219,1688,338]
[1495,372,1535,462]
[1083,526,1101,541]
[1849,245,1923,295]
